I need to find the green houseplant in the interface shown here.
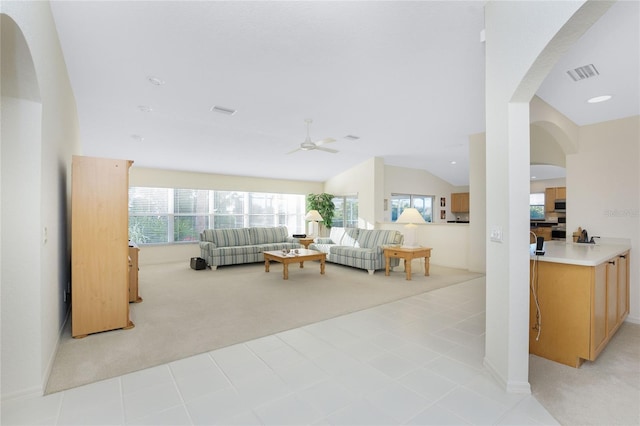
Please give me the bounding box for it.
[306,193,335,229]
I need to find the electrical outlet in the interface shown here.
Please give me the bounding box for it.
[490,225,503,242]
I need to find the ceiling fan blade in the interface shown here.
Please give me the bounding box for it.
[315,138,336,146]
[286,147,302,155]
[315,146,339,154]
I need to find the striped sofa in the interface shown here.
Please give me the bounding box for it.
[309,227,403,275]
[199,226,301,270]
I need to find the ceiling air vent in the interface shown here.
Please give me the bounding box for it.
[566,64,599,82]
[344,135,360,141]
[210,105,237,115]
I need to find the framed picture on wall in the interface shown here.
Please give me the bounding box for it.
[440,197,446,207]
[440,210,446,220]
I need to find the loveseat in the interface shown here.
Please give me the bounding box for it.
[199,226,302,270]
[309,227,403,275]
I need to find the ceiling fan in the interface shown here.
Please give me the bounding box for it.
[287,119,337,154]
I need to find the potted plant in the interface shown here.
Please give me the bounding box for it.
[306,193,335,232]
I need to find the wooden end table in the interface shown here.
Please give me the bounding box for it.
[263,249,326,280]
[384,246,432,280]
[296,237,315,249]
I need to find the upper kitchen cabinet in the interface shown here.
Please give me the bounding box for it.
[451,192,470,213]
[545,187,566,212]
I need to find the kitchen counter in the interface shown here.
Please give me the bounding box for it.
[530,240,631,266]
[528,240,630,367]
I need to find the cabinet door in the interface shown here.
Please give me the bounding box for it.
[539,227,552,241]
[72,156,132,337]
[606,258,618,335]
[617,252,629,323]
[556,187,566,199]
[460,193,470,212]
[591,262,607,358]
[451,192,469,213]
[544,188,556,212]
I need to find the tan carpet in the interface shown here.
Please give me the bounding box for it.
[46,261,482,394]
[529,321,640,425]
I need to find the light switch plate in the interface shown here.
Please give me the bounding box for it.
[490,225,503,242]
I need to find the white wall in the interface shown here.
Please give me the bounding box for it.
[383,165,459,223]
[1,1,80,400]
[380,223,469,270]
[468,133,486,273]
[568,116,640,322]
[324,157,381,229]
[130,167,323,195]
[484,0,608,394]
[530,178,566,194]
[1,96,43,398]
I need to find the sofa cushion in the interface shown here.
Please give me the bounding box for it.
[250,226,288,245]
[342,228,360,247]
[330,246,378,260]
[357,229,402,249]
[212,245,262,257]
[327,227,359,246]
[210,228,252,247]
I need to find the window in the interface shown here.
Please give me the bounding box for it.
[129,187,305,244]
[332,195,358,228]
[390,193,434,222]
[530,193,545,220]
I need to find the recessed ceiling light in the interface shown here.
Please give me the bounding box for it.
[131,134,144,142]
[450,161,457,165]
[210,105,237,115]
[345,135,360,141]
[138,105,153,112]
[147,76,165,86]
[587,95,612,103]
[531,176,537,179]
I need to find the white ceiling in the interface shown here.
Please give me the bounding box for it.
[49,1,639,186]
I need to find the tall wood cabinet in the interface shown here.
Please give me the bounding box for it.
[544,186,566,212]
[71,156,134,338]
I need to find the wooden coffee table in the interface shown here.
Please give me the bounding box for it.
[263,249,326,280]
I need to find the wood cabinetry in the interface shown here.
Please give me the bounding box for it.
[544,186,566,212]
[530,227,552,242]
[128,244,142,303]
[451,192,469,213]
[529,250,630,367]
[71,156,134,338]
[617,252,629,323]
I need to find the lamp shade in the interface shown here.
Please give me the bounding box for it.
[396,207,426,224]
[304,210,324,222]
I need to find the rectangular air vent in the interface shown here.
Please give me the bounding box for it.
[210,105,237,115]
[566,64,599,82]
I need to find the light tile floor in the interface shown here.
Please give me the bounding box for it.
[2,278,559,425]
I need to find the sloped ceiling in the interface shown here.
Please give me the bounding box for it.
[49,1,639,185]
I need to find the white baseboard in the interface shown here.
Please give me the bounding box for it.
[625,315,640,325]
[483,357,532,394]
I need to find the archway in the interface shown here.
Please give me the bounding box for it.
[1,13,44,397]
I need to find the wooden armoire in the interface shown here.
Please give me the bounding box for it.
[71,155,134,338]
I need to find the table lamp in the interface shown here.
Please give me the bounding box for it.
[396,207,426,247]
[304,209,324,237]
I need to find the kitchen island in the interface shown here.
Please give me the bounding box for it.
[529,241,630,367]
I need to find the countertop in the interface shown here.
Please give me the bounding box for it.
[530,240,630,266]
